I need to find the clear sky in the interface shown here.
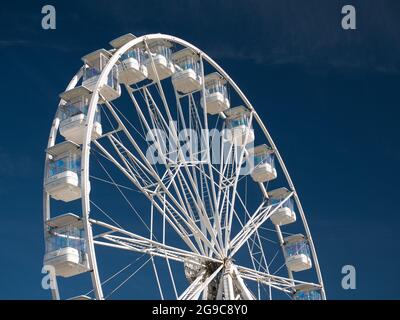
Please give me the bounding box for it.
[0,0,399,299]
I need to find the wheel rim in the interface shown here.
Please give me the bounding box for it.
[43,33,326,300]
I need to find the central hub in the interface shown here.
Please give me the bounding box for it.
[222,257,232,270]
[183,258,232,300]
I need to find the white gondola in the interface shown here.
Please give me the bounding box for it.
[45,141,88,202]
[248,144,277,182]
[224,106,254,146]
[200,72,230,115]
[43,213,89,278]
[293,284,322,300]
[110,33,148,85]
[81,49,121,102]
[268,187,296,226]
[171,48,202,93]
[59,86,102,144]
[284,234,312,272]
[145,39,175,81]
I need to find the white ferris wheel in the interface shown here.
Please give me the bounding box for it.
[43,33,326,300]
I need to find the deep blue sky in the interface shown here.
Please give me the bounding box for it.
[0,0,399,299]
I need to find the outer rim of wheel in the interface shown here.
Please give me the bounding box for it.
[43,33,326,300]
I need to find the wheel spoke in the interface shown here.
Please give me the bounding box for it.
[229,192,294,257]
[91,218,222,265]
[235,264,322,293]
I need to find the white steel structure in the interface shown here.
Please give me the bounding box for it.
[43,33,326,300]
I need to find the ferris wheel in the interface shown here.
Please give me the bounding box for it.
[43,33,326,300]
